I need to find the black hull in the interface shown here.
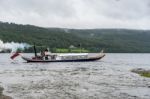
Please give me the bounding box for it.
[22,55,105,63]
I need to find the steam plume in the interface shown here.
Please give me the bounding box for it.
[0,40,30,52]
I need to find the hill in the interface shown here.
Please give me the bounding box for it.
[0,21,150,53]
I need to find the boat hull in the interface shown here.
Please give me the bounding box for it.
[22,54,105,63]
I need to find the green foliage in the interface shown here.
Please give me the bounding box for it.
[55,48,89,53]
[0,21,150,53]
[16,48,24,52]
[140,73,150,78]
[55,48,69,53]
[70,48,89,53]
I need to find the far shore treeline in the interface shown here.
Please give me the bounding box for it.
[0,21,150,53]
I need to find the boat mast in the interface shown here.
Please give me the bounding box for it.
[33,43,37,57]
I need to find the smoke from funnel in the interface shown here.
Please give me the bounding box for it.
[0,39,31,52]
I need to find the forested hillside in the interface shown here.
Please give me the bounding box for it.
[0,21,150,53]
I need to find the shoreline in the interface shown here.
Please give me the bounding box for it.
[131,68,150,78]
[0,86,12,99]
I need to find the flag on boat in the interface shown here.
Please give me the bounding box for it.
[10,52,20,59]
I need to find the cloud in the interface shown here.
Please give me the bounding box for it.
[0,0,150,29]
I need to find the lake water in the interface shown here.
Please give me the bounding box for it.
[0,53,150,99]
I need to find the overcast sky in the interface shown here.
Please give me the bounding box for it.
[0,0,150,29]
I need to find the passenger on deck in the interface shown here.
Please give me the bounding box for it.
[44,49,49,60]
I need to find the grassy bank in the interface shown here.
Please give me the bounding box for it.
[140,72,150,78]
[55,48,89,53]
[131,68,150,78]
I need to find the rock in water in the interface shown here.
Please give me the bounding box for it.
[0,87,4,95]
[0,86,12,99]
[131,68,150,78]
[131,68,150,74]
